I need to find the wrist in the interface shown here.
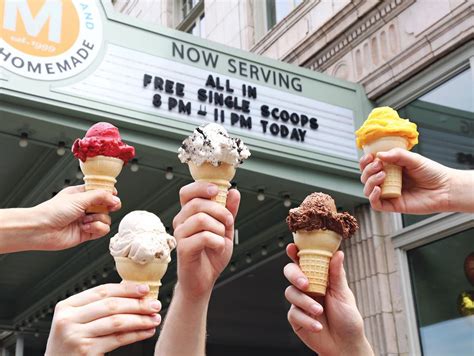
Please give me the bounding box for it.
[447,169,474,213]
[173,282,212,306]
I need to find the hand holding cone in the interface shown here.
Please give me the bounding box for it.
[355,107,419,199]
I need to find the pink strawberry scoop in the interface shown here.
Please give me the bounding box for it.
[72,122,135,163]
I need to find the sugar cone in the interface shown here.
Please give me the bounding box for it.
[114,257,169,300]
[363,136,408,199]
[188,162,236,206]
[293,230,342,296]
[79,155,124,213]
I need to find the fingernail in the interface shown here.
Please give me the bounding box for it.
[377,172,385,179]
[207,185,218,196]
[226,216,233,227]
[112,196,121,204]
[83,215,93,223]
[296,277,307,289]
[312,321,322,332]
[150,301,161,311]
[311,303,322,315]
[373,160,381,168]
[152,314,161,323]
[137,285,149,294]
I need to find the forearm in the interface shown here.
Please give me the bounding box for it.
[155,283,211,356]
[0,206,48,253]
[448,169,474,213]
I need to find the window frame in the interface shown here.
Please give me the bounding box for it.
[265,0,304,30]
[381,42,474,355]
[391,213,474,355]
[176,0,205,36]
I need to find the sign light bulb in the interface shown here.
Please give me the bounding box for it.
[19,132,28,148]
[56,141,66,156]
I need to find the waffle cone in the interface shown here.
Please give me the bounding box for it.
[114,257,169,300]
[188,162,236,206]
[293,230,342,296]
[363,136,408,199]
[79,156,124,213]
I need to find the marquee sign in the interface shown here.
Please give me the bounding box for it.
[0,0,102,80]
[1,0,370,163]
[58,43,358,159]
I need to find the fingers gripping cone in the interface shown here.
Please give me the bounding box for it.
[293,230,342,296]
[114,257,169,300]
[79,155,124,213]
[188,162,236,206]
[363,136,408,199]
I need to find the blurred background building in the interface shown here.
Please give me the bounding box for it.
[0,0,472,355]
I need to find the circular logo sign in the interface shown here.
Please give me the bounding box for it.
[0,0,103,80]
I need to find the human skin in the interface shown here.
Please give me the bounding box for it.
[45,283,161,356]
[284,244,374,356]
[155,182,240,356]
[359,148,474,214]
[0,185,121,254]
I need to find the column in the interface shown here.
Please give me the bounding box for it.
[341,204,407,356]
[15,335,24,356]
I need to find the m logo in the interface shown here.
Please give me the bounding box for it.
[0,0,80,57]
[0,0,102,80]
[3,0,63,43]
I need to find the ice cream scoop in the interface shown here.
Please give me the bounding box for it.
[72,122,135,213]
[355,107,419,199]
[110,211,176,300]
[72,122,135,163]
[178,123,250,205]
[110,210,176,264]
[287,192,358,296]
[178,123,250,167]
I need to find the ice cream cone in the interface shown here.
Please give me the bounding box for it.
[114,256,169,300]
[363,136,408,199]
[79,155,124,213]
[293,229,342,296]
[188,162,236,206]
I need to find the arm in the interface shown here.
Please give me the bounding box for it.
[155,182,241,356]
[284,245,373,356]
[0,185,121,253]
[45,283,161,356]
[360,148,474,214]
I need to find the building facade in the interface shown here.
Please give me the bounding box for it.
[112,0,474,355]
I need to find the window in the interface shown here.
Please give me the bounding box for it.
[177,0,205,38]
[408,228,474,355]
[182,0,200,18]
[397,67,474,226]
[266,0,303,29]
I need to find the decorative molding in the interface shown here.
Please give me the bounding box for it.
[359,1,473,98]
[376,40,474,108]
[305,0,412,72]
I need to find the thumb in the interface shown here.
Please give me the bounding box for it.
[74,190,121,210]
[328,250,350,293]
[377,148,422,170]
